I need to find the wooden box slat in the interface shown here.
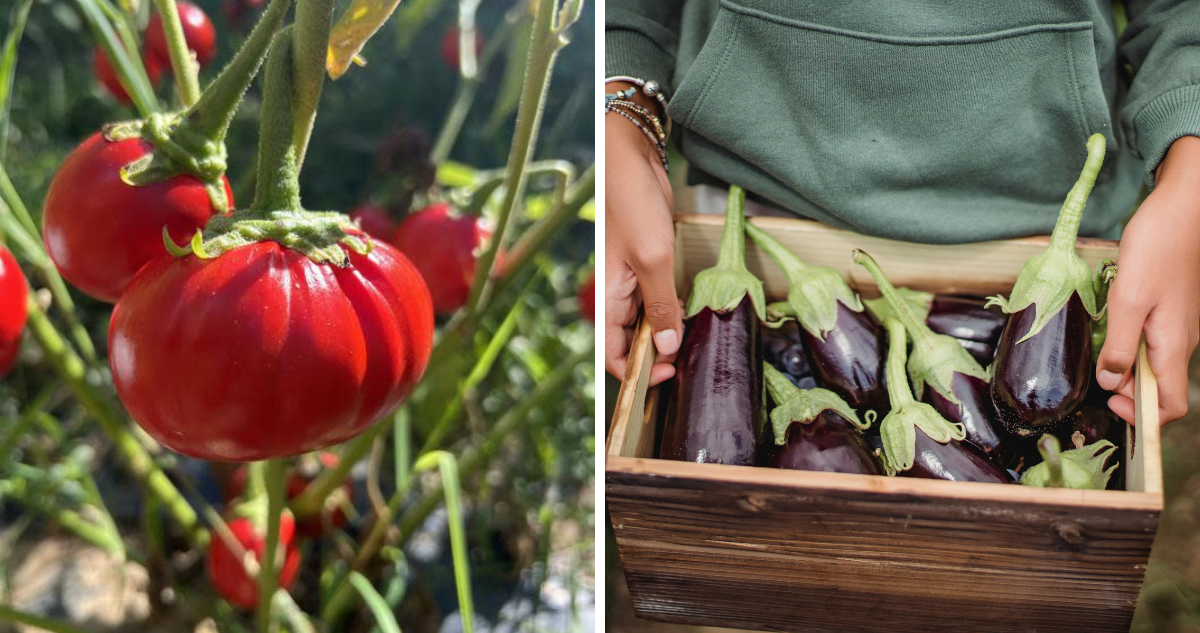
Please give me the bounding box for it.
[607,215,1164,633]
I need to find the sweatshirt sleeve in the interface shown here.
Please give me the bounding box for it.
[605,0,685,99]
[1118,0,1200,188]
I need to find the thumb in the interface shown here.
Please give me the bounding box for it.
[1096,285,1149,392]
[632,256,684,358]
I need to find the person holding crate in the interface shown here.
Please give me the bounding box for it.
[604,0,1200,425]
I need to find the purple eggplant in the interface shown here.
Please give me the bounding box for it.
[1022,434,1117,489]
[854,251,1006,459]
[989,134,1108,436]
[927,296,1007,347]
[865,291,1003,366]
[761,364,882,474]
[661,186,767,465]
[877,318,1011,483]
[747,223,887,421]
[763,321,818,390]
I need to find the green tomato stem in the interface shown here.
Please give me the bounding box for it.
[23,295,206,548]
[290,421,387,518]
[186,0,291,142]
[151,0,201,107]
[256,458,288,632]
[1049,133,1106,254]
[290,0,334,169]
[250,27,303,213]
[883,317,916,407]
[74,0,159,116]
[464,0,576,313]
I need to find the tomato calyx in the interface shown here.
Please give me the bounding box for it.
[105,112,231,213]
[165,208,372,266]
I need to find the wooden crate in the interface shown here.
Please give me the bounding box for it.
[607,214,1163,633]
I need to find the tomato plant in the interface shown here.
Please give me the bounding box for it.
[392,202,495,315]
[146,1,218,69]
[207,514,302,610]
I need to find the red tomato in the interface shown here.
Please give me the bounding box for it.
[43,132,231,303]
[206,514,301,610]
[226,453,353,538]
[110,240,434,461]
[578,271,595,325]
[0,245,28,376]
[391,203,495,315]
[146,1,217,70]
[350,204,396,241]
[439,28,485,71]
[93,48,163,105]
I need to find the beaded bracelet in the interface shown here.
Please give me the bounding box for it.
[606,99,666,142]
[606,106,669,173]
[604,76,671,136]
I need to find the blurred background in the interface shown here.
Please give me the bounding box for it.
[0,0,595,631]
[605,171,1200,633]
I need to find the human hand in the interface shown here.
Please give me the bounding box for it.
[605,82,682,387]
[1097,135,1200,424]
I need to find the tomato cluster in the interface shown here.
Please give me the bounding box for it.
[0,246,28,376]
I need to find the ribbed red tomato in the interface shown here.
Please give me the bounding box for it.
[0,245,28,376]
[146,1,217,69]
[350,204,395,241]
[391,203,493,315]
[226,453,353,538]
[578,271,595,324]
[93,48,163,105]
[110,240,434,461]
[43,132,231,303]
[206,514,301,610]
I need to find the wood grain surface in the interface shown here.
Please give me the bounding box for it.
[608,216,1163,633]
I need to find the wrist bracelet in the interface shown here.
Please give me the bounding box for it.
[606,107,669,173]
[604,76,671,136]
[606,99,666,143]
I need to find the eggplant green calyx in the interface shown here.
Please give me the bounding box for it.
[685,185,767,321]
[1094,259,1117,316]
[863,287,932,325]
[745,222,862,339]
[854,250,987,405]
[986,134,1106,341]
[878,318,966,474]
[165,210,372,266]
[1022,434,1117,489]
[765,364,866,444]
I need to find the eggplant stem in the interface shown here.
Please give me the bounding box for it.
[853,250,934,346]
[716,186,748,270]
[745,222,810,275]
[883,318,916,407]
[1049,134,1106,253]
[1037,435,1065,488]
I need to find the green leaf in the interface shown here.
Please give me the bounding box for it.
[327,0,406,80]
[577,198,595,222]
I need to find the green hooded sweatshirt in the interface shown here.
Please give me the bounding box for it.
[606,0,1200,243]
